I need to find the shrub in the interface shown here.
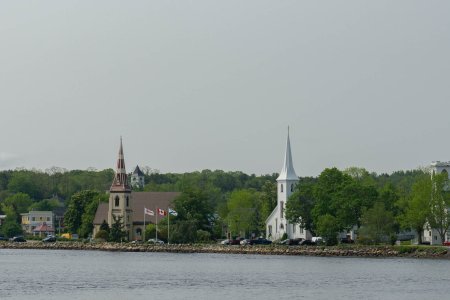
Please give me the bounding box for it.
[95,230,109,241]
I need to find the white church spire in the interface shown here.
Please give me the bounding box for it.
[276,127,298,181]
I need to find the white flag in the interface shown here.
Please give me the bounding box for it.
[169,208,178,216]
[144,207,154,216]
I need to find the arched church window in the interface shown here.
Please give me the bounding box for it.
[126,196,129,207]
[291,184,294,192]
[115,196,120,207]
[442,169,448,174]
[281,184,283,193]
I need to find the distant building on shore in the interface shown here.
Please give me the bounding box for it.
[21,211,55,236]
[266,129,312,241]
[92,139,179,241]
[422,161,450,245]
[130,165,145,189]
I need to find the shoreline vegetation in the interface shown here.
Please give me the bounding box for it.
[0,242,448,259]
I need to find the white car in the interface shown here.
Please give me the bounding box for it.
[147,238,165,244]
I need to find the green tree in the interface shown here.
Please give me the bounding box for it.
[1,193,33,223]
[260,181,277,221]
[398,175,431,244]
[285,180,316,234]
[359,202,395,244]
[428,172,450,244]
[109,215,127,242]
[225,189,261,237]
[172,187,213,242]
[64,190,106,236]
[316,214,339,245]
[1,219,23,238]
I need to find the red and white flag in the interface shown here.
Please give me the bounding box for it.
[158,208,167,216]
[144,207,154,216]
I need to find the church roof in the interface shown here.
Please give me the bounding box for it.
[110,137,131,192]
[93,192,181,225]
[133,165,145,176]
[276,128,298,181]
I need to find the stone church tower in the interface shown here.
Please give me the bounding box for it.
[108,138,133,240]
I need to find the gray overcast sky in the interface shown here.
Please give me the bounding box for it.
[1,1,449,176]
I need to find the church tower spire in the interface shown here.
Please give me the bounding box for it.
[277,127,298,181]
[110,137,131,192]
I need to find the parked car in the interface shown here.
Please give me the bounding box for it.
[0,236,8,241]
[220,239,231,245]
[147,238,164,245]
[10,236,26,243]
[340,237,354,244]
[278,238,302,245]
[42,235,57,243]
[240,239,252,245]
[443,241,450,246]
[299,239,316,246]
[250,237,272,245]
[230,238,245,245]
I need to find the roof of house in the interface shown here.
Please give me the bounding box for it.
[93,192,181,225]
[133,165,145,176]
[33,222,55,232]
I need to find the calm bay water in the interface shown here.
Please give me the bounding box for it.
[1,249,450,300]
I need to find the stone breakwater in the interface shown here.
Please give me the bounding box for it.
[0,241,448,258]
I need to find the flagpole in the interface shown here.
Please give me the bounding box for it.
[143,209,146,242]
[156,207,158,241]
[168,207,170,245]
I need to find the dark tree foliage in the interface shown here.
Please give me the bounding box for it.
[109,215,127,242]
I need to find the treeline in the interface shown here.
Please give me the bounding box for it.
[1,167,442,244]
[286,167,450,245]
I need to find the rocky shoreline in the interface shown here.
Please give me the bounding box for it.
[0,241,448,259]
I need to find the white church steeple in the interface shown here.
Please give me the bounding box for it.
[277,127,298,181]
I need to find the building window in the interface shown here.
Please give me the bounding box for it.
[434,236,438,241]
[280,184,283,193]
[300,227,304,234]
[429,231,432,237]
[32,217,35,221]
[291,184,294,192]
[280,201,284,219]
[47,217,50,221]
[268,225,272,236]
[115,196,120,207]
[136,228,142,236]
[293,224,296,233]
[126,196,129,207]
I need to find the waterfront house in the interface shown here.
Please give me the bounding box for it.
[21,211,54,235]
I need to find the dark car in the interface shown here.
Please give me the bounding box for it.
[42,236,57,243]
[299,239,316,246]
[230,238,245,245]
[0,236,8,241]
[10,236,26,242]
[250,238,272,245]
[340,237,354,244]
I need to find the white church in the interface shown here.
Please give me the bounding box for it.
[265,130,312,241]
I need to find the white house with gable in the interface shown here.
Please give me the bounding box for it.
[266,129,312,241]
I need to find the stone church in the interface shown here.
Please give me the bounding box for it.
[93,139,180,241]
[265,130,312,241]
